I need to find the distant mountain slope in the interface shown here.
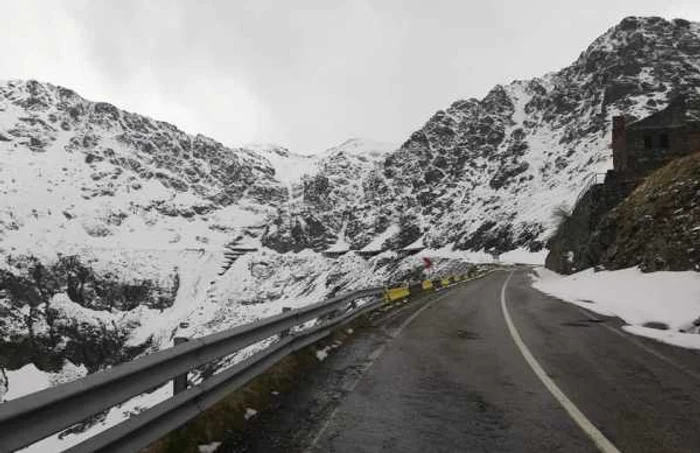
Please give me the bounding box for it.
[261,138,397,252]
[245,143,314,184]
[318,138,397,160]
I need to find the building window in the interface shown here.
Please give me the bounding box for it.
[659,133,669,149]
[644,135,653,149]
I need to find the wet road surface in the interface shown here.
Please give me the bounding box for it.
[219,269,700,453]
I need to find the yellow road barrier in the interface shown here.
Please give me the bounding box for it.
[384,271,481,303]
[385,286,410,302]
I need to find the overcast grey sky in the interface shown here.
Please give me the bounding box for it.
[2,1,700,153]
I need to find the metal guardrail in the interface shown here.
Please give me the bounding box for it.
[0,274,473,453]
[573,172,607,206]
[0,286,383,453]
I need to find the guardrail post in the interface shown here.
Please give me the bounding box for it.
[280,307,292,338]
[172,336,189,395]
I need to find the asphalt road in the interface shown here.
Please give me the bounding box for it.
[219,269,700,453]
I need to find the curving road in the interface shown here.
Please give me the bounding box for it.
[219,269,700,453]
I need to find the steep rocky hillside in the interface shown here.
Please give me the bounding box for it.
[390,17,700,251]
[0,79,399,386]
[268,16,700,255]
[0,80,288,377]
[0,79,285,256]
[589,152,700,271]
[0,81,426,407]
[262,138,396,252]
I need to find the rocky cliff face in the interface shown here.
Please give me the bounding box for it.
[0,80,287,254]
[0,80,289,377]
[547,150,700,274]
[261,138,397,252]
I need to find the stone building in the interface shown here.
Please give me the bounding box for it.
[545,94,700,274]
[611,96,700,183]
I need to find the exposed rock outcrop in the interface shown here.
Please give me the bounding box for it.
[591,152,700,271]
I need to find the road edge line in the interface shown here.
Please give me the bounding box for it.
[500,271,622,453]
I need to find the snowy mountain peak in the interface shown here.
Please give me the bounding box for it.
[245,143,308,160]
[245,143,314,184]
[574,16,700,80]
[321,138,398,160]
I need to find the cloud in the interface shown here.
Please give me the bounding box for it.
[3,1,700,152]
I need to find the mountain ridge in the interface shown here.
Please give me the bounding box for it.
[2,15,700,423]
[303,15,700,254]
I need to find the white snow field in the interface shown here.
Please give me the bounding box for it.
[532,267,700,349]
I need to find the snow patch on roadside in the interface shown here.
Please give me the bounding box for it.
[2,361,88,402]
[16,383,172,453]
[315,347,330,361]
[531,267,700,349]
[198,442,222,453]
[244,408,258,420]
[500,248,547,265]
[414,245,493,263]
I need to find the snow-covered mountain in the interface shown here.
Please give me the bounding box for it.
[318,138,397,160]
[245,143,314,185]
[2,15,700,422]
[0,79,286,257]
[0,81,411,411]
[267,16,700,255]
[0,80,296,381]
[246,138,395,186]
[260,138,397,252]
[389,16,698,252]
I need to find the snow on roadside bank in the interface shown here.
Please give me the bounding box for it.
[500,248,547,265]
[531,267,700,350]
[1,362,89,403]
[412,245,546,265]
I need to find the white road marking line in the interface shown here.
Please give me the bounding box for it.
[572,305,700,383]
[306,290,454,452]
[500,271,622,453]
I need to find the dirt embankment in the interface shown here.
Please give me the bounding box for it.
[590,152,700,272]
